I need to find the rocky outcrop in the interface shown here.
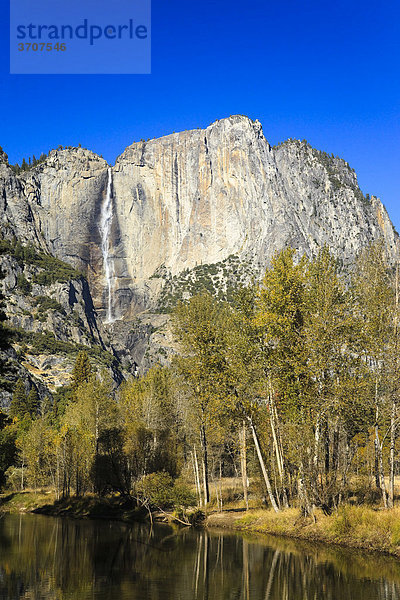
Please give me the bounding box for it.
[0,163,44,249]
[0,245,122,407]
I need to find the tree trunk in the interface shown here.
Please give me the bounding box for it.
[219,461,223,511]
[248,418,279,512]
[298,460,313,517]
[379,441,388,508]
[268,382,289,508]
[239,421,249,510]
[374,378,382,490]
[269,397,283,479]
[200,424,210,505]
[21,454,24,491]
[192,448,202,507]
[389,255,400,508]
[374,396,388,507]
[313,414,320,470]
[388,400,396,508]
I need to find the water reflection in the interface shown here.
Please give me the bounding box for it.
[0,514,399,599]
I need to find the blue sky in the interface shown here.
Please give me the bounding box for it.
[0,0,399,228]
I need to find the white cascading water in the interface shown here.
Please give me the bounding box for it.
[100,168,114,323]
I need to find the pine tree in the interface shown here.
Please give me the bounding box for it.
[0,269,13,388]
[10,379,28,419]
[71,351,92,390]
[0,409,17,488]
[27,388,40,417]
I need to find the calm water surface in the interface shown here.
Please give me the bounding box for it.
[0,513,400,599]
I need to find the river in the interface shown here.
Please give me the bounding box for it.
[0,514,399,599]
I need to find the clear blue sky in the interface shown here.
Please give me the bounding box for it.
[0,0,399,228]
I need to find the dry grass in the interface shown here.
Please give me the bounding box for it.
[207,504,400,556]
[0,490,56,514]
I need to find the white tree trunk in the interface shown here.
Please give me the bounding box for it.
[248,418,279,512]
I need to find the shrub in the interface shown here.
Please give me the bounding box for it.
[136,472,196,509]
[17,274,32,294]
[136,472,174,508]
[5,466,23,491]
[172,483,197,508]
[36,296,65,315]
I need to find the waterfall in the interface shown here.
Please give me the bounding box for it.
[100,168,114,323]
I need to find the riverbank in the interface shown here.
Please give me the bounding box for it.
[207,505,400,557]
[0,491,145,521]
[0,491,56,514]
[3,491,400,558]
[0,491,200,525]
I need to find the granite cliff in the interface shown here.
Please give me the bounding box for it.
[0,115,397,397]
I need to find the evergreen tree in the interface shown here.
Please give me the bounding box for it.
[27,387,40,418]
[71,351,92,390]
[10,379,28,419]
[52,385,73,423]
[0,269,13,388]
[0,410,17,488]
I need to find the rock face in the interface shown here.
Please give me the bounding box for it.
[1,115,398,325]
[113,116,396,292]
[0,243,121,407]
[20,149,110,316]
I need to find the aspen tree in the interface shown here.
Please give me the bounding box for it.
[173,292,230,505]
[353,242,393,507]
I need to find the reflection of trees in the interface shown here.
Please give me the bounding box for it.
[0,515,400,599]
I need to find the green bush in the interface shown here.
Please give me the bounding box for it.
[136,472,174,507]
[17,274,32,294]
[187,509,206,526]
[136,472,196,509]
[172,482,197,508]
[330,505,352,537]
[36,295,65,315]
[5,466,23,492]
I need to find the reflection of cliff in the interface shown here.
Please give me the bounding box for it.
[0,514,400,599]
[1,115,397,325]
